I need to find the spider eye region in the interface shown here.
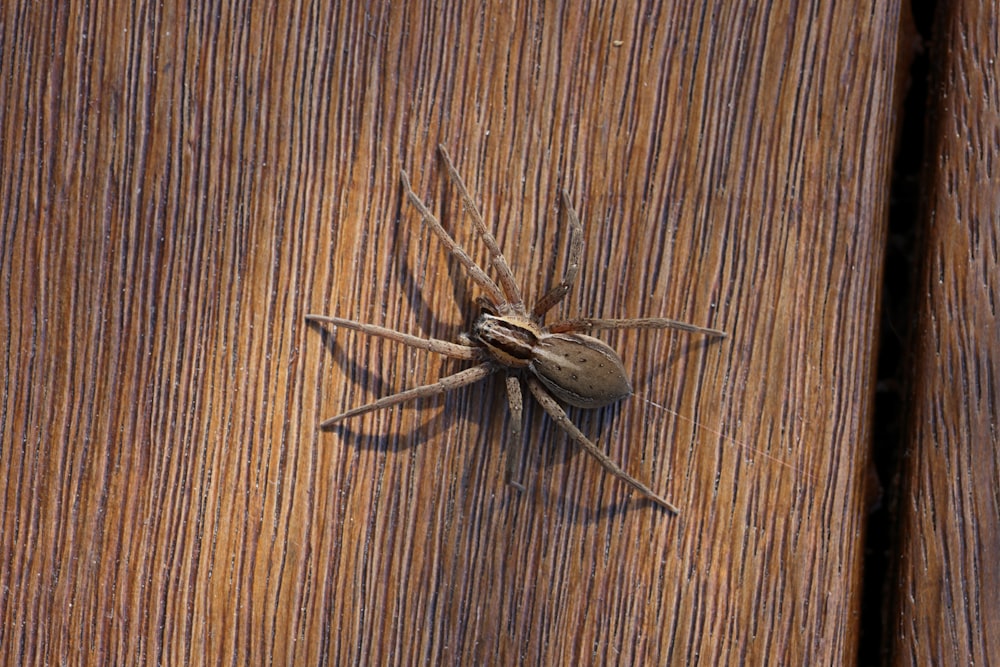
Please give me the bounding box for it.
[472,313,539,368]
[530,334,633,409]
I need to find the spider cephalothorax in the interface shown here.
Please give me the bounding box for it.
[307,145,726,513]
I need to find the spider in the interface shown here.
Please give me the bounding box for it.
[306,145,726,513]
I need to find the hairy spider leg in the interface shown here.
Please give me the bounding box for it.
[531,190,584,320]
[549,317,728,338]
[305,315,483,360]
[400,169,506,308]
[503,376,526,490]
[437,145,524,310]
[526,376,680,513]
[304,314,494,425]
[319,361,495,427]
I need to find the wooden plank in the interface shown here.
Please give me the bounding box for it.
[0,1,900,663]
[889,1,1000,664]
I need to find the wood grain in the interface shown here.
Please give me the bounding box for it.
[1,1,900,664]
[889,1,1000,664]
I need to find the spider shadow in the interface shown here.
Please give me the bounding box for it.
[504,389,668,523]
[306,320,492,454]
[310,306,679,520]
[394,162,571,329]
[306,169,494,452]
[508,332,727,523]
[310,164,712,519]
[392,169,660,520]
[630,333,728,394]
[396,167,506,330]
[393,185,480,344]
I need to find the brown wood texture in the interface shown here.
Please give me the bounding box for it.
[889,1,1000,665]
[1,1,900,664]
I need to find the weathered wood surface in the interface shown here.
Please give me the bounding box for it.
[889,1,1000,665]
[1,1,900,664]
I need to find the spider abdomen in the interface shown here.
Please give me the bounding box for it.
[531,333,633,409]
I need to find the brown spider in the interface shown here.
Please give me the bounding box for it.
[307,145,726,513]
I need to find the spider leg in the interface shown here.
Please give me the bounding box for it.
[532,190,584,319]
[437,145,525,309]
[305,314,483,360]
[525,376,679,513]
[548,317,727,338]
[503,375,526,491]
[319,363,496,427]
[400,169,507,307]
